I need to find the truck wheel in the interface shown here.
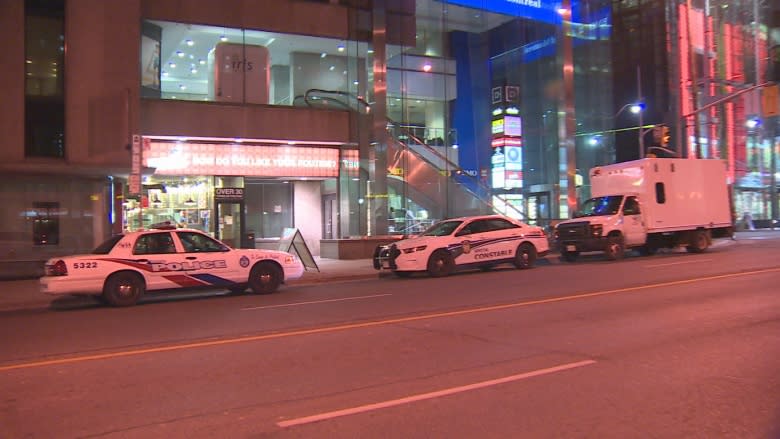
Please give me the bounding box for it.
[514,243,537,269]
[561,250,579,262]
[604,236,625,260]
[686,230,710,253]
[102,272,144,307]
[248,262,282,294]
[427,250,454,277]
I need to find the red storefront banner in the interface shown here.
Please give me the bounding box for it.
[144,141,357,178]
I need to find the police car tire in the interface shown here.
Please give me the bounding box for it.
[103,272,144,307]
[514,243,537,269]
[427,250,454,277]
[249,262,282,294]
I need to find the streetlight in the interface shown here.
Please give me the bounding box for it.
[615,102,646,158]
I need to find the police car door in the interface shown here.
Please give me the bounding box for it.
[131,231,185,290]
[479,218,519,262]
[453,219,489,265]
[175,231,237,286]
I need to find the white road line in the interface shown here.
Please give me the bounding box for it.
[645,259,713,268]
[277,359,597,428]
[241,294,392,311]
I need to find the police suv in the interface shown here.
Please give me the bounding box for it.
[373,214,549,278]
[40,225,304,306]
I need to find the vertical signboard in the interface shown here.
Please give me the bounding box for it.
[129,134,141,195]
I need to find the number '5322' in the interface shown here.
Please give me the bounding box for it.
[73,262,97,269]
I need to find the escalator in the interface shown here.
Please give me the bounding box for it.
[297,89,523,221]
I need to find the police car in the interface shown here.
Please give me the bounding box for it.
[373,214,549,277]
[40,225,304,306]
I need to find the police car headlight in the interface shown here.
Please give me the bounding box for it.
[590,224,603,237]
[284,255,297,264]
[402,245,427,254]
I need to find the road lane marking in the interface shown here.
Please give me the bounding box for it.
[277,359,597,428]
[2,266,779,373]
[241,294,392,311]
[644,259,713,268]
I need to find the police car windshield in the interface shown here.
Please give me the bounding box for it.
[421,220,463,237]
[576,196,623,217]
[92,235,124,254]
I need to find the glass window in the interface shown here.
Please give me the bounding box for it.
[623,197,641,215]
[244,179,293,238]
[133,232,177,255]
[25,0,65,158]
[655,182,666,204]
[176,231,228,253]
[32,201,60,245]
[142,20,366,107]
[92,235,124,254]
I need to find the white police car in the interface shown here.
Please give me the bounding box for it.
[373,214,549,277]
[40,225,304,306]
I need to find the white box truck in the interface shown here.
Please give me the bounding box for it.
[554,158,734,261]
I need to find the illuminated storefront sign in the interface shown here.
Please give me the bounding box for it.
[144,141,358,177]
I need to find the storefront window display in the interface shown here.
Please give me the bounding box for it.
[141,20,367,106]
[124,176,213,232]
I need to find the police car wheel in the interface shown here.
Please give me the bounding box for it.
[249,262,282,294]
[102,272,144,307]
[514,243,537,269]
[427,250,454,277]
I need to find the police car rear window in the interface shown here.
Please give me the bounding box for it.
[92,235,124,254]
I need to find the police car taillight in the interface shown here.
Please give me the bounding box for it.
[47,260,68,276]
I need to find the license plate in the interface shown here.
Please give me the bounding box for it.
[566,245,577,252]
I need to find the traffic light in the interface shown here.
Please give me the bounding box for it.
[660,126,670,147]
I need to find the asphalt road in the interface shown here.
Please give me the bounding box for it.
[1,236,779,438]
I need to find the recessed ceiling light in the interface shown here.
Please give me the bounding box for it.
[176,51,185,58]
[199,59,205,65]
[329,66,335,71]
[179,84,186,90]
[25,59,32,64]
[338,44,345,52]
[353,80,359,85]
[423,63,432,72]
[168,62,176,68]
[320,53,327,58]
[190,68,198,74]
[162,71,169,77]
[220,35,228,42]
[186,39,194,46]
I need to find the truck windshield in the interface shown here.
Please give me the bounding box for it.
[576,196,624,217]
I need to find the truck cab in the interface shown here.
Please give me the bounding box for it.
[555,194,647,261]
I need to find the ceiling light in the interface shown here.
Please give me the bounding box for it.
[179,84,187,90]
[338,44,345,52]
[186,39,194,46]
[220,35,228,42]
[162,71,168,77]
[190,68,198,74]
[198,59,205,65]
[321,53,327,58]
[176,51,185,58]
[353,80,359,85]
[423,63,432,72]
[168,62,176,68]
[329,66,335,71]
